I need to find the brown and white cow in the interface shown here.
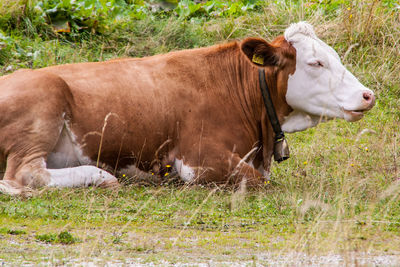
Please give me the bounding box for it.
[0,22,374,195]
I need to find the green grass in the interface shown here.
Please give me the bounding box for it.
[1,0,400,265]
[0,183,399,264]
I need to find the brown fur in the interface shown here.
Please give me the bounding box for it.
[0,36,296,190]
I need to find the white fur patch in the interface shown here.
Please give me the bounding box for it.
[47,124,93,168]
[284,21,340,61]
[282,110,321,133]
[257,165,270,180]
[284,21,317,42]
[248,161,255,169]
[47,166,117,187]
[174,158,195,182]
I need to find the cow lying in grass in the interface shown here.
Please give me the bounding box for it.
[0,22,375,195]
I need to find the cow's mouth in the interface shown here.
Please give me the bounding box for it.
[346,110,365,116]
[343,109,368,122]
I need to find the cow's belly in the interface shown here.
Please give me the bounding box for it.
[47,122,178,175]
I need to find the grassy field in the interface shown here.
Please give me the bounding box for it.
[0,0,400,265]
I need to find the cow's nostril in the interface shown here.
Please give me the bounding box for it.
[363,92,372,102]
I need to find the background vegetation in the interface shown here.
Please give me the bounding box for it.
[0,0,399,265]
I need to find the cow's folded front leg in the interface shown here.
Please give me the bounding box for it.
[174,150,267,188]
[225,152,267,187]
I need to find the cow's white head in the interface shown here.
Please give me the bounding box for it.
[281,22,375,133]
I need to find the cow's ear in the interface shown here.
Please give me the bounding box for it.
[240,37,279,67]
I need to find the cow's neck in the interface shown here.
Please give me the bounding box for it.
[220,44,292,169]
[203,43,263,137]
[199,42,292,168]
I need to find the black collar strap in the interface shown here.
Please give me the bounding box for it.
[258,68,289,162]
[258,69,285,141]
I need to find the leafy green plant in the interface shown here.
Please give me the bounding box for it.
[57,231,78,244]
[175,0,201,18]
[175,0,261,19]
[7,229,27,235]
[0,30,13,65]
[35,233,57,243]
[35,0,132,34]
[36,231,79,244]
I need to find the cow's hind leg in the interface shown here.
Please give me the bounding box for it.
[0,71,118,195]
[1,129,119,195]
[0,154,49,196]
[1,129,119,194]
[1,156,119,196]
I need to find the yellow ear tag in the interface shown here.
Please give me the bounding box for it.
[252,54,264,65]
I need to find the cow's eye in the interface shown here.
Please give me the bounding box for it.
[308,60,324,67]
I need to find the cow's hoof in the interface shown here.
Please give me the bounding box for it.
[0,180,33,197]
[20,186,34,198]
